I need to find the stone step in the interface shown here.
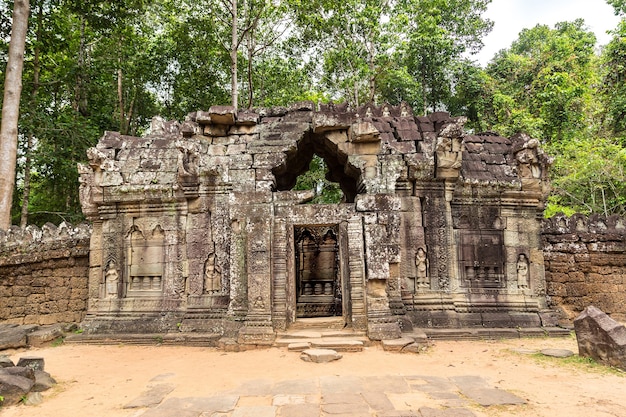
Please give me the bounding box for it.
[287,317,346,331]
[275,329,367,340]
[418,326,571,340]
[64,332,222,347]
[279,338,365,352]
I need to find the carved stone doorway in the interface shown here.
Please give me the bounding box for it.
[294,225,342,318]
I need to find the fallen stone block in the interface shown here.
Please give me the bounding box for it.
[0,355,15,368]
[22,391,43,406]
[402,342,428,354]
[17,357,45,371]
[540,348,574,358]
[27,324,64,347]
[0,374,35,406]
[574,305,626,371]
[382,337,414,352]
[287,342,311,352]
[4,366,35,382]
[0,324,38,351]
[300,348,342,363]
[32,370,56,392]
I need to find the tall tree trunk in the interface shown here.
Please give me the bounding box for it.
[0,0,30,230]
[118,69,126,133]
[367,41,376,104]
[117,37,126,134]
[246,24,255,109]
[74,16,88,116]
[231,0,238,110]
[21,3,42,227]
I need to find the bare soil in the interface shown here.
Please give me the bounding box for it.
[1,336,625,417]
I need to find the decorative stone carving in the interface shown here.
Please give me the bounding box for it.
[74,102,553,338]
[435,136,463,178]
[512,134,553,193]
[176,140,200,180]
[516,253,529,289]
[415,247,429,289]
[104,260,120,298]
[203,253,222,294]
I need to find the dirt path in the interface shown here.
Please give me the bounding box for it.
[1,336,625,417]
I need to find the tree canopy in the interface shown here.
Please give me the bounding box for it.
[1,0,625,225]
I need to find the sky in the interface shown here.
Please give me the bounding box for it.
[474,0,623,66]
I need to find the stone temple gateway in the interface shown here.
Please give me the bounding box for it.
[78,102,553,344]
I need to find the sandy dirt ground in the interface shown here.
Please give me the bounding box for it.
[1,336,625,417]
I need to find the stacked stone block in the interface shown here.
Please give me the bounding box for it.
[0,223,91,325]
[543,213,626,323]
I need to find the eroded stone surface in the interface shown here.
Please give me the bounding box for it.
[72,103,553,342]
[574,305,626,370]
[540,348,574,358]
[124,383,176,408]
[300,348,342,363]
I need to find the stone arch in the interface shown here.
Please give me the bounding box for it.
[272,130,362,202]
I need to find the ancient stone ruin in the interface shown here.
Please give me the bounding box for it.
[574,305,626,370]
[77,102,553,344]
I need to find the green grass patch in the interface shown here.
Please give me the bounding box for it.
[530,352,625,376]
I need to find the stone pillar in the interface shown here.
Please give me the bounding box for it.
[272,218,288,331]
[87,219,103,313]
[347,216,367,330]
[237,199,276,346]
[420,183,450,292]
[356,194,402,340]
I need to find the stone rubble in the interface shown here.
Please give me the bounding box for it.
[574,305,626,370]
[0,356,56,406]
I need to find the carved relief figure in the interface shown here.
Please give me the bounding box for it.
[400,103,410,117]
[178,147,198,177]
[435,117,465,179]
[415,247,429,288]
[517,253,529,288]
[203,253,222,293]
[516,148,541,179]
[436,137,462,170]
[105,260,119,298]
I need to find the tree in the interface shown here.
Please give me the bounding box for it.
[483,20,597,142]
[600,18,626,140]
[396,0,493,113]
[608,0,626,15]
[0,0,29,229]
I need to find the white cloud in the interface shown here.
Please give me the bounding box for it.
[472,0,622,66]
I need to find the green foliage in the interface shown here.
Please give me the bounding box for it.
[3,1,626,223]
[600,19,626,140]
[294,155,343,204]
[484,20,597,143]
[397,0,493,113]
[608,0,626,15]
[546,137,626,216]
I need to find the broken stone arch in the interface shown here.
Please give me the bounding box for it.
[79,101,554,344]
[272,129,362,202]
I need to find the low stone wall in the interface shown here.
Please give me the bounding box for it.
[542,214,626,324]
[0,223,91,325]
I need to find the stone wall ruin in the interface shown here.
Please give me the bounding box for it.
[0,223,91,325]
[543,213,626,324]
[74,101,554,343]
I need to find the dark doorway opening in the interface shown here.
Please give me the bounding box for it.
[295,225,342,317]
